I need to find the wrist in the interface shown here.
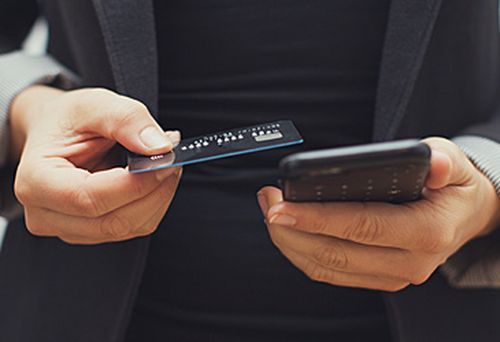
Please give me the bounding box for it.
[477,172,500,237]
[9,85,64,161]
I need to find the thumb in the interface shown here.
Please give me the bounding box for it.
[68,88,178,155]
[423,137,474,190]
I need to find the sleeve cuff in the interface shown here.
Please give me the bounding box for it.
[438,135,500,288]
[452,135,500,196]
[0,51,79,167]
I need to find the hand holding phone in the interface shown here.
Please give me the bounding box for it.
[259,137,498,291]
[279,140,431,203]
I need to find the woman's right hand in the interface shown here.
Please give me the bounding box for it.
[9,85,182,245]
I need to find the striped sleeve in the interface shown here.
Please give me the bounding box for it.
[438,135,500,288]
[0,50,79,167]
[453,135,500,196]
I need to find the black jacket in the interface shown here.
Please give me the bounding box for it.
[1,0,500,341]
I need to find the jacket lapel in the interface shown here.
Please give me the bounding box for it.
[91,0,159,115]
[373,0,443,141]
[89,1,157,340]
[91,0,443,138]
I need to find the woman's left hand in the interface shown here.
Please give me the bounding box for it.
[257,137,500,291]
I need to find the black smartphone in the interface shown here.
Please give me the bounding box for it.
[279,140,431,203]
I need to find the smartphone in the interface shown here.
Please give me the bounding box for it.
[279,140,431,203]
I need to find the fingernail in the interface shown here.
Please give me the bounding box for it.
[166,130,181,147]
[155,168,174,182]
[257,193,269,215]
[269,214,297,227]
[140,126,172,150]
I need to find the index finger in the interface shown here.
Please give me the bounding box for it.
[260,186,444,251]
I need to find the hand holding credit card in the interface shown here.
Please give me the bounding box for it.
[128,120,304,173]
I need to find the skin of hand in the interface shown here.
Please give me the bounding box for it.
[9,85,182,245]
[257,138,500,291]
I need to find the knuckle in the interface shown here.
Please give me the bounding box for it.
[14,175,32,205]
[128,99,149,113]
[136,222,160,237]
[344,211,384,244]
[398,257,435,285]
[304,262,332,283]
[25,220,44,236]
[24,209,49,236]
[71,187,101,217]
[74,88,115,109]
[409,270,433,285]
[109,100,149,130]
[137,212,165,236]
[99,214,134,240]
[119,100,149,121]
[424,227,455,253]
[313,245,349,270]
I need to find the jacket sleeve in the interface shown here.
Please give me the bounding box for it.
[440,111,500,288]
[0,1,80,218]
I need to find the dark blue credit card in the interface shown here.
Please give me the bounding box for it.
[128,120,303,173]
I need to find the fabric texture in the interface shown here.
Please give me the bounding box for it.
[0,51,78,167]
[440,228,500,288]
[0,51,78,218]
[453,135,500,195]
[434,135,500,288]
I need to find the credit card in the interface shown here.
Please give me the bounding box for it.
[128,120,303,173]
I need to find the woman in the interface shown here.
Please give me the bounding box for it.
[1,1,500,341]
